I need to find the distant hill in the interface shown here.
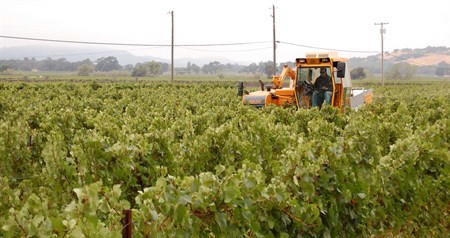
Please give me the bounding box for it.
[349,46,450,74]
[0,45,165,66]
[386,47,450,65]
[0,45,243,67]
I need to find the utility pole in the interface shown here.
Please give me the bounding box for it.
[375,22,388,86]
[170,11,174,83]
[271,5,277,75]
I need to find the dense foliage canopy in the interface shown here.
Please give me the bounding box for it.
[0,80,448,237]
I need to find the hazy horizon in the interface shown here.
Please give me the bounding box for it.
[1,0,449,64]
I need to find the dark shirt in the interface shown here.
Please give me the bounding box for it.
[314,75,332,93]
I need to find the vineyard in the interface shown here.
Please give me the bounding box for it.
[0,79,449,237]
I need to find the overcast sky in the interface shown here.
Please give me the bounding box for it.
[1,0,449,64]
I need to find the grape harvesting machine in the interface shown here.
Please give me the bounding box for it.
[240,52,373,109]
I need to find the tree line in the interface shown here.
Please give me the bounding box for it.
[2,55,448,80]
[350,60,450,80]
[0,56,291,79]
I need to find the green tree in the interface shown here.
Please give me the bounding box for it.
[263,61,274,79]
[95,56,121,72]
[435,61,449,76]
[387,62,417,80]
[404,63,418,79]
[202,61,221,74]
[0,64,9,72]
[40,57,57,71]
[131,64,147,77]
[145,61,162,77]
[186,62,192,72]
[350,67,366,80]
[191,63,201,74]
[246,63,258,74]
[387,64,403,80]
[131,61,162,77]
[21,57,38,71]
[77,64,95,76]
[161,63,170,74]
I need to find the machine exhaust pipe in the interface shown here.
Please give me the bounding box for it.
[258,80,265,91]
[238,82,244,96]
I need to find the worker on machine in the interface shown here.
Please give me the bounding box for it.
[311,68,332,108]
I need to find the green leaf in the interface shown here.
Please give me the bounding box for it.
[323,229,332,238]
[215,212,227,230]
[357,193,366,199]
[64,201,77,213]
[150,209,159,221]
[98,201,109,213]
[178,194,192,205]
[244,178,254,189]
[281,214,291,226]
[175,205,187,225]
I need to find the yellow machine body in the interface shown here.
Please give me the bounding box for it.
[242,52,373,109]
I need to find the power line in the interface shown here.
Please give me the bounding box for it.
[278,41,378,54]
[178,46,272,53]
[1,35,378,53]
[0,35,270,47]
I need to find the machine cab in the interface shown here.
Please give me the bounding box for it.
[294,52,351,109]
